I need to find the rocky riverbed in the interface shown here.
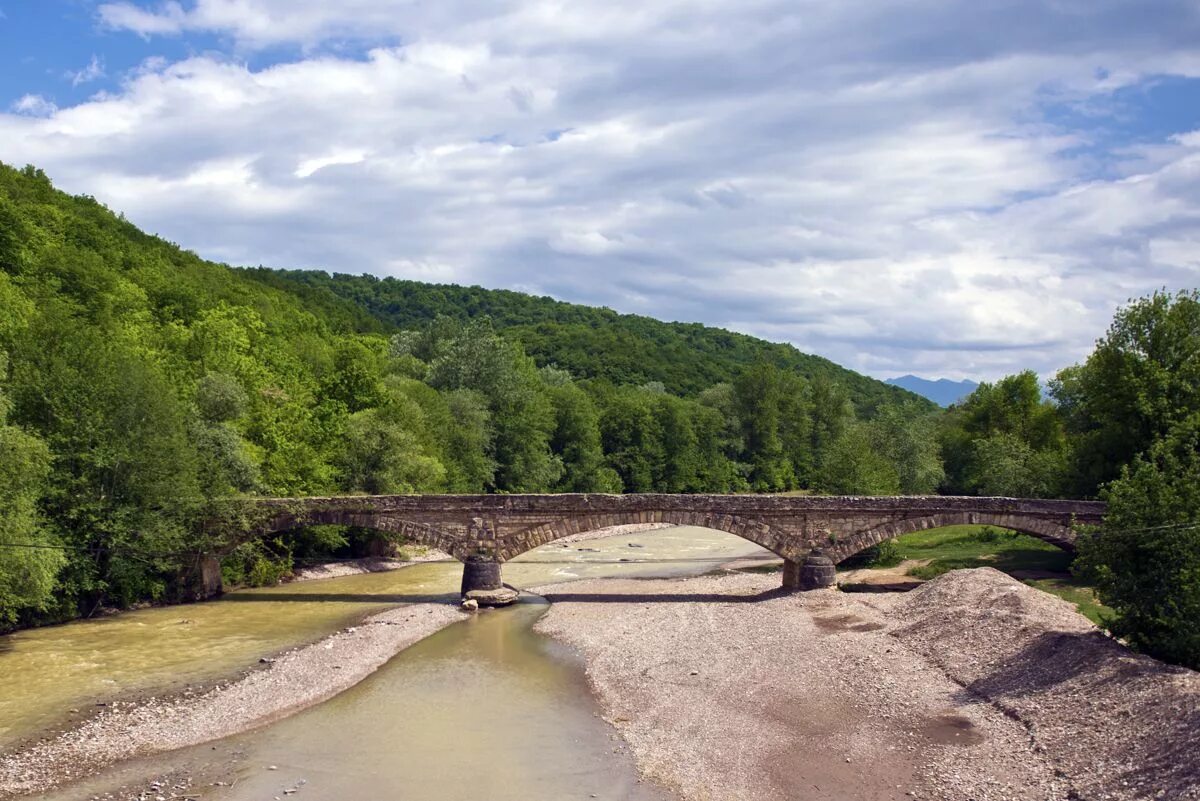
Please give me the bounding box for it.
[535,567,1200,801]
[6,564,1197,801]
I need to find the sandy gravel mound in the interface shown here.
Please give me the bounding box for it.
[536,572,1069,801]
[874,568,1200,800]
[0,603,464,799]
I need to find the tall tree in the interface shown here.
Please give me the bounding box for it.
[941,371,1067,497]
[817,421,901,495]
[423,319,562,491]
[870,403,945,494]
[543,369,620,492]
[733,363,793,491]
[0,354,62,629]
[1054,290,1200,495]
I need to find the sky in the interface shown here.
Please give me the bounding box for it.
[1,1,1199,382]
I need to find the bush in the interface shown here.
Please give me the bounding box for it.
[220,540,292,588]
[841,539,904,569]
[973,526,1007,544]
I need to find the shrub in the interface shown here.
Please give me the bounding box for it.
[841,539,904,569]
[973,526,1006,544]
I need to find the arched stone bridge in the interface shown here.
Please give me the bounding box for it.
[225,494,1104,600]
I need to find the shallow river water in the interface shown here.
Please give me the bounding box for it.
[7,527,772,800]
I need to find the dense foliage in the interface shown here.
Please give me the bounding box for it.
[245,269,932,412]
[0,163,940,629]
[939,371,1068,497]
[1070,291,1200,669]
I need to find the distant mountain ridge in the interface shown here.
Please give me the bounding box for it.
[885,375,978,407]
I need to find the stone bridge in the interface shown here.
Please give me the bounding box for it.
[219,494,1104,602]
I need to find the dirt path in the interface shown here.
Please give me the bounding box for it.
[535,568,1200,801]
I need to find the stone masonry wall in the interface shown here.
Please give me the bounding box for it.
[243,494,1106,564]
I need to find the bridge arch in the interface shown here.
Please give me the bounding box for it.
[828,512,1076,564]
[497,510,783,562]
[258,510,469,561]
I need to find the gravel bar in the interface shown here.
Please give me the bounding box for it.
[535,568,1199,801]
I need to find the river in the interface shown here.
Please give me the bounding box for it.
[5,526,772,800]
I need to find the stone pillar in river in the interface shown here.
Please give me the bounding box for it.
[781,549,836,592]
[460,559,518,606]
[186,554,224,600]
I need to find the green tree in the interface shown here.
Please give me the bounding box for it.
[1075,415,1200,668]
[942,371,1066,497]
[817,421,901,495]
[733,363,794,491]
[966,432,1065,497]
[870,403,945,494]
[808,376,852,486]
[1054,290,1200,495]
[544,372,620,492]
[425,319,561,491]
[0,356,62,628]
[336,407,446,494]
[442,389,496,492]
[654,392,702,492]
[11,317,204,612]
[596,383,663,492]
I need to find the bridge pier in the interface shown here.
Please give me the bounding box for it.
[460,559,518,606]
[781,550,836,592]
[183,554,224,601]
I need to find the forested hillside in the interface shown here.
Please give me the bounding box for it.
[0,162,942,629]
[244,269,927,411]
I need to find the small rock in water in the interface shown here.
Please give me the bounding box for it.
[267,765,278,771]
[627,543,645,548]
[461,598,479,611]
[259,657,276,664]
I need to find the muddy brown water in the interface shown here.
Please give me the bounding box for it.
[8,527,772,799]
[44,598,674,801]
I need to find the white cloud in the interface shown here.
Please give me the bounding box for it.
[7,0,1200,381]
[9,94,57,116]
[67,55,106,87]
[97,1,188,36]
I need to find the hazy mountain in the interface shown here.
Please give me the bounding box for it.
[885,375,979,407]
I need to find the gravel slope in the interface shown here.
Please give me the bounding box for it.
[867,567,1200,800]
[535,569,1199,801]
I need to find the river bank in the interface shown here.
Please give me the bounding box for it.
[0,524,754,799]
[535,567,1200,801]
[0,602,463,798]
[9,544,1194,801]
